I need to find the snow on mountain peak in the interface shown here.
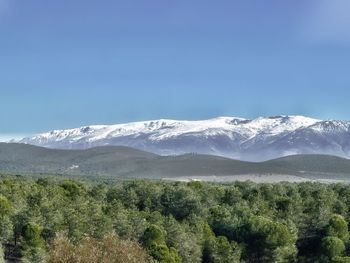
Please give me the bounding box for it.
[18,115,350,161]
[20,115,320,143]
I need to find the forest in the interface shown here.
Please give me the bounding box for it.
[1,175,350,263]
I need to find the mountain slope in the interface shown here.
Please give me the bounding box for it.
[18,116,350,161]
[1,143,350,181]
[0,143,157,176]
[265,154,350,175]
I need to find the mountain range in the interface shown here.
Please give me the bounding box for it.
[18,115,350,161]
[1,143,350,182]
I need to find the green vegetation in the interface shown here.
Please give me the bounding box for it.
[2,175,350,262]
[0,243,4,263]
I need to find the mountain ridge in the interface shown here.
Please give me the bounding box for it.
[17,115,350,161]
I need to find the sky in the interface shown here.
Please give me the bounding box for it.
[1,0,350,140]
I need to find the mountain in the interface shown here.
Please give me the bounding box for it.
[1,143,350,181]
[18,116,350,161]
[0,143,157,176]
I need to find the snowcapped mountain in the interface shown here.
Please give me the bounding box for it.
[18,116,350,161]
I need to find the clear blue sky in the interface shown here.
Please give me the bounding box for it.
[1,0,350,138]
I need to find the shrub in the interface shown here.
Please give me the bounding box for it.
[48,233,150,263]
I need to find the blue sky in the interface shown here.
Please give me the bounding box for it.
[1,0,350,139]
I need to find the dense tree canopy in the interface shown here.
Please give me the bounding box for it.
[1,175,350,262]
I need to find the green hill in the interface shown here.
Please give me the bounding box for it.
[1,143,350,180]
